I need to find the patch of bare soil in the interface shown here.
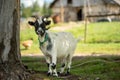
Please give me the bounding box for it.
[29,70,80,80]
[51,22,83,31]
[58,74,80,80]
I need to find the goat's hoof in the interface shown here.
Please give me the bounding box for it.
[52,73,58,77]
[57,72,63,76]
[47,72,52,76]
[57,72,60,75]
[65,72,70,76]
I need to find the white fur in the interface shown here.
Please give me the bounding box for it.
[38,31,79,76]
[37,17,42,24]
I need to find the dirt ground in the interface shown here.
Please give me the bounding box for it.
[29,71,80,80]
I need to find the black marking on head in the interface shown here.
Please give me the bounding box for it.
[28,16,51,36]
[35,20,46,36]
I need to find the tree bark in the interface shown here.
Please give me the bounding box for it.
[0,0,28,80]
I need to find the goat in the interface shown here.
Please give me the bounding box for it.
[28,16,79,77]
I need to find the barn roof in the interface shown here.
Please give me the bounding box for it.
[49,0,58,8]
[49,0,120,8]
[103,0,120,6]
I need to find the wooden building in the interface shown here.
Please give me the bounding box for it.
[49,0,120,22]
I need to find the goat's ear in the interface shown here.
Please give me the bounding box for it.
[45,20,51,25]
[42,17,51,25]
[28,21,35,26]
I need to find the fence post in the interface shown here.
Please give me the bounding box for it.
[84,17,87,43]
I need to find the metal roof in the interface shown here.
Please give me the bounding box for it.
[49,0,120,8]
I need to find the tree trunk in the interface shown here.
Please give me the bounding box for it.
[0,0,28,80]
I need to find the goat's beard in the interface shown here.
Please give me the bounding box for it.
[40,32,44,37]
[38,32,46,42]
[38,32,45,38]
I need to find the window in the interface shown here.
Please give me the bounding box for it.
[67,0,72,4]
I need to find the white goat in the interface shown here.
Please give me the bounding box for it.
[28,16,79,77]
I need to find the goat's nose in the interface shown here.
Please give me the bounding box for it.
[37,30,40,33]
[37,30,43,34]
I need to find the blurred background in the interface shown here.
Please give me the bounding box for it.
[20,0,120,56]
[20,1,120,79]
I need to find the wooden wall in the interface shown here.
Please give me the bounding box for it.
[51,0,120,22]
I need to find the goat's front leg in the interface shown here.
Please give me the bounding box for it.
[45,56,52,76]
[51,55,58,77]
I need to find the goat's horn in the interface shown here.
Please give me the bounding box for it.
[45,27,51,30]
[31,15,39,19]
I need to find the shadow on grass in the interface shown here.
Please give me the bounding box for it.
[22,55,120,80]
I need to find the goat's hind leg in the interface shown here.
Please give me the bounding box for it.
[66,54,73,75]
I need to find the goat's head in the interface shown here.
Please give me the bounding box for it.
[28,16,51,36]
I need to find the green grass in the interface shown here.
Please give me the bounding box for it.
[67,22,120,43]
[76,43,120,54]
[22,56,120,80]
[20,22,120,54]
[20,27,37,42]
[87,22,120,43]
[20,28,40,54]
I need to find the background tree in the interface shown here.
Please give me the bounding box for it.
[20,0,52,18]
[0,0,28,80]
[21,0,41,18]
[32,0,41,13]
[22,6,32,18]
[42,1,52,16]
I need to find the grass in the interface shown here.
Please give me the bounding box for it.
[67,22,120,43]
[20,22,120,54]
[76,43,120,54]
[22,55,120,80]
